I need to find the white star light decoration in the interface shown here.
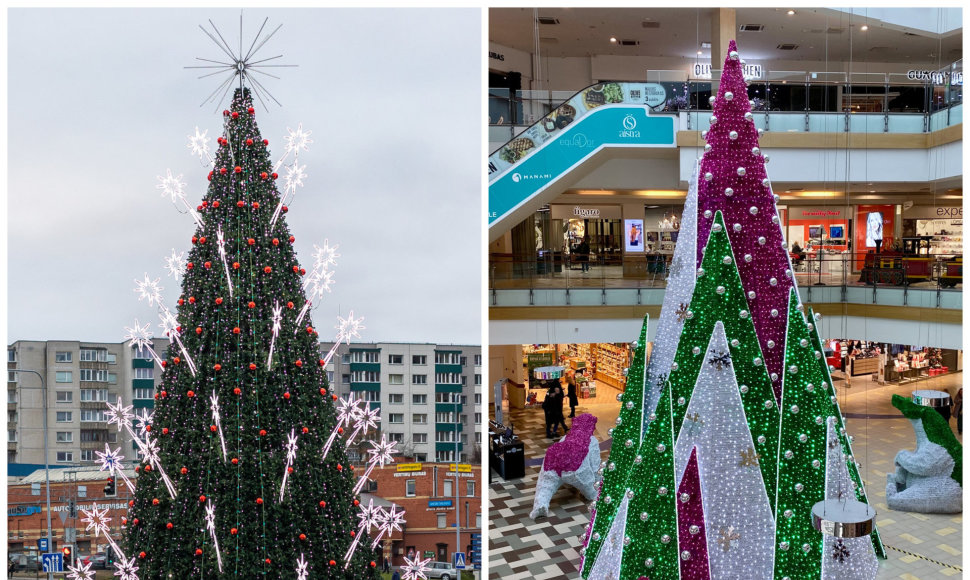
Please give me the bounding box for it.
[124,320,164,368]
[134,408,153,439]
[268,301,284,368]
[284,163,307,191]
[67,557,94,580]
[112,555,139,580]
[346,404,380,448]
[81,505,111,538]
[279,429,300,501]
[401,555,433,580]
[156,169,186,203]
[204,499,224,572]
[187,126,212,164]
[372,503,406,548]
[353,435,398,494]
[133,274,164,308]
[296,554,309,580]
[337,311,365,344]
[284,123,313,154]
[164,249,187,281]
[106,400,135,433]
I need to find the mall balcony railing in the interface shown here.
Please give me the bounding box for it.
[488,65,962,145]
[488,251,961,310]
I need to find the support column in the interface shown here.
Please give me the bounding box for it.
[711,8,737,92]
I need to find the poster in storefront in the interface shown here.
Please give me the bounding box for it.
[624,219,645,252]
[854,204,896,269]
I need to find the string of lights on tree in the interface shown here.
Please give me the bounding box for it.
[580,40,882,579]
[71,17,426,580]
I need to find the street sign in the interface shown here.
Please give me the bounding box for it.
[64,527,76,543]
[37,538,49,552]
[470,533,482,568]
[41,553,63,572]
[453,552,466,570]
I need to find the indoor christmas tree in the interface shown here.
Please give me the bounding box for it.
[581,40,883,580]
[72,24,413,580]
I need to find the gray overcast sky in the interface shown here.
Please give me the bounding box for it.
[7,8,482,346]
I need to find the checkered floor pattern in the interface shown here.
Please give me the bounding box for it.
[489,375,963,579]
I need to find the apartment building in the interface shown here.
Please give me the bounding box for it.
[320,343,483,464]
[7,339,169,471]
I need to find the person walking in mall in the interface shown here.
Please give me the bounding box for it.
[953,387,963,434]
[549,385,569,436]
[566,371,579,418]
[576,237,591,272]
[542,382,557,438]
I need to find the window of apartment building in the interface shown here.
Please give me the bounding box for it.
[55,352,73,363]
[341,374,350,385]
[31,483,40,496]
[79,349,107,362]
[461,434,468,444]
[435,392,459,404]
[388,374,404,385]
[388,414,404,424]
[133,388,154,400]
[412,414,428,425]
[435,450,454,462]
[8,411,16,423]
[476,512,481,528]
[107,372,118,384]
[405,480,416,497]
[341,354,351,364]
[361,391,380,403]
[460,356,467,366]
[412,374,427,385]
[56,412,72,423]
[461,395,467,405]
[435,412,455,423]
[413,433,428,444]
[461,375,467,386]
[475,431,481,443]
[437,513,447,529]
[326,371,334,383]
[388,394,404,404]
[461,414,468,425]
[412,394,427,405]
[475,413,482,424]
[77,485,87,498]
[55,391,74,403]
[56,451,74,463]
[474,394,481,405]
[8,391,16,404]
[412,355,426,365]
[388,354,403,365]
[351,351,379,363]
[8,429,16,443]
[56,432,73,443]
[474,354,482,365]
[80,410,107,423]
[80,431,105,442]
[435,431,456,443]
[80,389,109,402]
[435,352,459,365]
[350,370,379,383]
[467,480,475,497]
[415,453,427,462]
[7,349,16,363]
[388,433,404,443]
[443,479,453,497]
[435,373,460,384]
[475,374,482,386]
[79,369,109,382]
[7,371,18,383]
[80,450,96,462]
[133,346,154,360]
[54,371,73,383]
[134,368,153,380]
[106,353,116,364]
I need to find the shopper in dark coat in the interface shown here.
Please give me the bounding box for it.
[576,237,591,272]
[549,386,569,436]
[953,387,963,434]
[542,383,557,438]
[566,373,579,418]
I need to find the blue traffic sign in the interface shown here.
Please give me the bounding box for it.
[42,553,63,572]
[36,538,49,552]
[453,552,466,570]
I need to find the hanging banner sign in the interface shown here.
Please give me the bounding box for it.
[692,63,763,80]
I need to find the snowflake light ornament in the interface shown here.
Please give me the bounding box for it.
[284,163,307,191]
[141,435,177,499]
[204,499,224,572]
[164,249,186,281]
[337,311,365,344]
[133,274,164,308]
[209,394,227,460]
[279,429,299,501]
[156,169,186,203]
[134,408,153,440]
[66,557,95,580]
[112,555,139,580]
[296,554,309,580]
[353,435,398,494]
[371,503,406,548]
[284,123,313,154]
[343,499,384,567]
[345,404,380,448]
[187,126,212,164]
[81,505,112,539]
[401,555,433,580]
[105,400,135,433]
[95,444,136,493]
[312,240,340,272]
[267,301,284,368]
[216,226,234,298]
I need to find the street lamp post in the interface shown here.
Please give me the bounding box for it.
[12,369,53,580]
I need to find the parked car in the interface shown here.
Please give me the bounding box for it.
[402,561,458,580]
[82,553,107,569]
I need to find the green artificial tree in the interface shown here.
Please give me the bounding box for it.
[115,88,382,579]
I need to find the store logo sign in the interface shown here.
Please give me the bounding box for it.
[488,51,505,62]
[693,63,763,80]
[573,206,601,218]
[907,70,962,85]
[937,207,962,217]
[619,114,640,138]
[511,172,551,183]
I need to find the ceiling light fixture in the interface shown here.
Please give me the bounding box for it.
[787,10,796,15]
[861,25,869,31]
[697,50,703,55]
[610,36,617,43]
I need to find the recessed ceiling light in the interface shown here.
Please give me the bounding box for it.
[869,190,876,193]
[610,36,617,43]
[697,50,703,55]
[788,10,796,15]
[861,25,869,31]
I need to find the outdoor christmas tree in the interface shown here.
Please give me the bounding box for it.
[71,22,430,580]
[581,40,884,580]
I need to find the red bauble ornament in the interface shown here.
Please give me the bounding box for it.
[292,266,300,273]
[215,297,223,305]
[353,499,359,506]
[282,205,289,213]
[195,549,203,556]
[287,467,294,473]
[144,465,152,472]
[233,327,240,334]
[302,427,309,434]
[195,327,202,335]
[133,518,139,525]
[264,266,272,274]
[271,172,279,179]
[318,360,325,368]
[186,263,194,270]
[289,235,295,243]
[161,361,167,368]
[231,457,238,465]
[259,429,267,437]
[173,358,180,365]
[319,500,327,508]
[139,552,146,559]
[214,363,222,371]
[189,296,196,304]
[350,531,356,538]
[231,528,238,535]
[210,425,217,432]
[145,425,152,432]
[252,201,260,209]
[337,427,344,435]
[295,360,303,367]
[180,467,187,474]
[306,326,314,334]
[231,111,239,119]
[191,236,198,244]
[153,499,160,506]
[256,497,263,505]
[370,562,377,568]
[178,298,184,305]
[219,167,227,175]
[283,392,291,400]
[300,268,306,275]
[233,262,240,269]
[248,301,256,309]
[260,172,268,180]
[129,500,135,507]
[187,390,195,398]
[212,200,220,208]
[272,238,279,246]
[201,201,208,208]
[199,495,206,503]
[337,464,343,472]
[247,106,255,114]
[262,139,269,145]
[234,387,241,395]
[207,171,213,181]
[162,428,169,435]
[161,389,168,397]
[332,394,338,401]
[299,533,306,541]
[329,560,336,566]
[265,559,271,565]
[204,261,211,269]
[286,301,294,309]
[249,363,257,371]
[223,109,229,116]
[237,200,246,208]
[247,238,255,245]
[319,387,327,395]
[246,138,253,146]
[165,521,172,529]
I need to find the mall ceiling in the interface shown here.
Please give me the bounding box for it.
[489,8,962,66]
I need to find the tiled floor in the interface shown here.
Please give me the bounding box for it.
[488,373,963,579]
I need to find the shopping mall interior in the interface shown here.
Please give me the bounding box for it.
[487,7,962,580]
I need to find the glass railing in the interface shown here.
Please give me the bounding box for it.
[489,251,962,295]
